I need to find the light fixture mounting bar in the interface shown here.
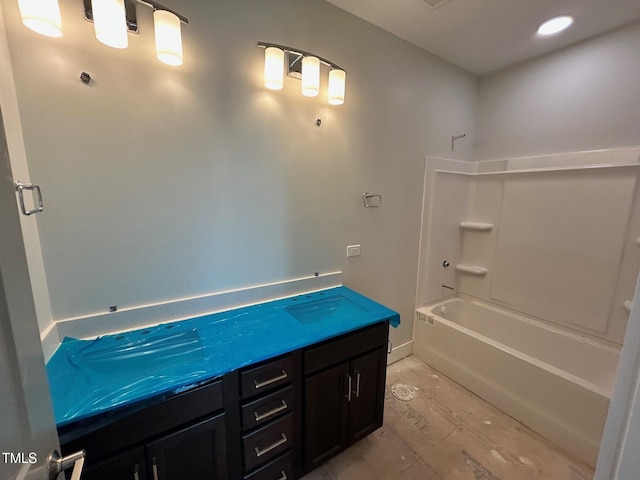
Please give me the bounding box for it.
[257,42,345,72]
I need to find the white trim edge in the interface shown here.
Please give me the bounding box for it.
[54,272,343,343]
[388,340,413,364]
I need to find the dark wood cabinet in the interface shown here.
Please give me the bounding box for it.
[347,347,387,443]
[303,362,350,469]
[236,353,301,479]
[146,414,227,480]
[302,323,389,473]
[81,414,227,480]
[81,446,147,480]
[61,321,390,480]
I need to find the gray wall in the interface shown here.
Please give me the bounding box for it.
[1,0,477,350]
[474,21,640,161]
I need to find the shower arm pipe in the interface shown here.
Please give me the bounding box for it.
[451,134,466,151]
[257,42,346,72]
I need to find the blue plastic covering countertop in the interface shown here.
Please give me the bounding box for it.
[47,286,400,427]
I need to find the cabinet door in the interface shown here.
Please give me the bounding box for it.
[303,362,350,472]
[146,414,227,480]
[347,347,387,444]
[82,446,147,480]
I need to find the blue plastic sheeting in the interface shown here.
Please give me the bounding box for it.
[47,286,400,426]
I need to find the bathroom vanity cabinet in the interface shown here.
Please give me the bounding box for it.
[303,322,388,473]
[62,378,227,480]
[59,321,390,480]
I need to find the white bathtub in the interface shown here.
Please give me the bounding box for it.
[413,296,621,467]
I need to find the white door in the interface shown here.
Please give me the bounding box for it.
[0,108,65,480]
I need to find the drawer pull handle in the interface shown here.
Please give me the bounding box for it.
[254,400,288,422]
[254,370,288,389]
[134,463,140,480]
[254,433,288,458]
[354,370,361,398]
[277,470,288,480]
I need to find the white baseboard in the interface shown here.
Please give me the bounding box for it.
[388,340,413,364]
[54,272,343,343]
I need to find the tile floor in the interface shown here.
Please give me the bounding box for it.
[302,355,595,480]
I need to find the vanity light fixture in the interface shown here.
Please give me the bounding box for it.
[263,46,285,90]
[153,9,182,66]
[327,68,346,105]
[91,0,128,49]
[537,15,573,36]
[257,42,347,105]
[84,0,188,65]
[17,0,63,37]
[19,0,188,65]
[301,56,320,97]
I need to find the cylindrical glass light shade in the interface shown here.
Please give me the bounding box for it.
[327,69,346,105]
[92,0,128,49]
[18,0,62,37]
[301,56,320,97]
[264,47,284,90]
[154,10,183,66]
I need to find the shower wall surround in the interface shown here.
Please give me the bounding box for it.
[417,147,640,344]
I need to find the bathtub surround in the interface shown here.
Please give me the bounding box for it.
[414,147,640,466]
[417,148,640,344]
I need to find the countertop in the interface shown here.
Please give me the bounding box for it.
[47,286,400,426]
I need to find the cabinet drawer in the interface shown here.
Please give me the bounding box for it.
[304,321,389,375]
[243,452,292,480]
[242,387,293,431]
[241,356,293,399]
[242,414,293,472]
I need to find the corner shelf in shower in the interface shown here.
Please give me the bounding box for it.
[459,222,494,232]
[455,264,488,276]
[624,300,634,313]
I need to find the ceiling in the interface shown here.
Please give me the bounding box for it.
[325,0,640,75]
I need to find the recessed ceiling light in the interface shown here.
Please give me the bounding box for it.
[537,15,574,35]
